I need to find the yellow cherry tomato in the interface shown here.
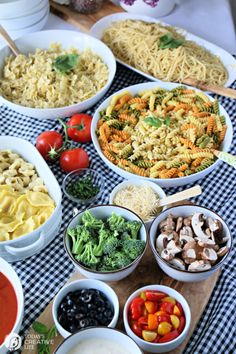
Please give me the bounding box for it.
[161,296,176,305]
[170,315,180,329]
[142,330,157,342]
[157,321,172,336]
[173,305,181,317]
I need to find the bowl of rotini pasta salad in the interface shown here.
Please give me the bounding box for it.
[91,82,233,188]
[0,30,116,119]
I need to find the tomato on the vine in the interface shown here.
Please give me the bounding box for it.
[67,114,92,143]
[36,131,63,161]
[59,148,89,172]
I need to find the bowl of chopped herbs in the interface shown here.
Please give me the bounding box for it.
[64,205,148,281]
[62,168,104,204]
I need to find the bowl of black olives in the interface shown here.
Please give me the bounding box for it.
[52,279,119,338]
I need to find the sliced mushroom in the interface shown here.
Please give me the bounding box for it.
[217,246,229,257]
[205,228,211,237]
[156,233,171,253]
[161,249,174,261]
[182,248,197,264]
[207,217,224,242]
[191,213,209,239]
[188,260,212,271]
[180,234,194,246]
[196,237,216,248]
[217,235,229,245]
[180,226,193,237]
[166,240,182,255]
[202,248,218,264]
[183,217,192,226]
[176,217,183,232]
[169,258,186,270]
[159,215,176,232]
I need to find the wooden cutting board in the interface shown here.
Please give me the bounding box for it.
[22,245,220,354]
[50,0,124,33]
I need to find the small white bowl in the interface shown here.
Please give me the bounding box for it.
[54,327,144,354]
[0,0,41,19]
[0,258,24,354]
[123,284,191,353]
[64,205,147,282]
[109,179,166,228]
[0,30,116,119]
[149,205,232,282]
[52,279,119,338]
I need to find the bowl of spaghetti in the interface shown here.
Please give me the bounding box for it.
[91,82,233,188]
[0,30,116,119]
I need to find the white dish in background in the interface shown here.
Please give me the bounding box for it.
[123,284,191,353]
[0,2,49,30]
[149,205,232,282]
[109,179,166,228]
[91,82,233,188]
[90,13,236,89]
[0,0,42,19]
[52,279,119,338]
[54,327,143,354]
[0,257,24,354]
[0,30,116,119]
[0,136,62,262]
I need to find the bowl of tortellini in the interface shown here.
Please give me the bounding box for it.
[0,136,62,262]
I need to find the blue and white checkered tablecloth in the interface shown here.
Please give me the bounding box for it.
[1,63,236,353]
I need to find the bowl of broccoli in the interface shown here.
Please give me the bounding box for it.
[64,205,147,282]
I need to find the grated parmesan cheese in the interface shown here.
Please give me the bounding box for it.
[113,185,161,221]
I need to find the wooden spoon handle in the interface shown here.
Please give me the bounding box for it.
[158,185,202,207]
[183,78,236,100]
[0,25,20,56]
[213,150,236,168]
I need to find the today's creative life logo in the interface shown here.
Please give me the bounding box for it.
[4,333,22,351]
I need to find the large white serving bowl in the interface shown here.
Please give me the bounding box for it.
[54,327,144,353]
[0,136,62,262]
[91,82,233,188]
[0,258,24,354]
[123,285,191,353]
[64,205,147,282]
[52,279,119,338]
[149,205,232,282]
[0,30,116,119]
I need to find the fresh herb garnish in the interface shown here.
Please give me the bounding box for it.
[52,54,79,74]
[159,34,184,49]
[67,175,100,200]
[144,116,162,128]
[32,321,57,354]
[164,116,171,126]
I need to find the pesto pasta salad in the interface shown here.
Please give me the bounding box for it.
[96,86,227,179]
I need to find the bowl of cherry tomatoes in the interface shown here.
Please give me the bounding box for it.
[123,285,191,353]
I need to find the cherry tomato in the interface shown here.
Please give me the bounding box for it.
[170,315,180,329]
[148,314,158,330]
[142,330,158,342]
[130,297,144,320]
[36,131,63,161]
[67,114,92,143]
[160,301,174,315]
[138,316,148,326]
[145,291,166,301]
[157,314,171,324]
[131,322,142,338]
[145,300,158,314]
[158,329,179,343]
[157,321,172,336]
[178,316,186,334]
[59,148,89,172]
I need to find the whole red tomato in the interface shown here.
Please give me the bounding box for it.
[67,114,92,143]
[60,148,89,172]
[36,131,63,161]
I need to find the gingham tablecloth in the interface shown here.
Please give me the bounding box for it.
[1,63,236,354]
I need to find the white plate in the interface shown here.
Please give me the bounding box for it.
[90,13,236,89]
[0,30,116,119]
[91,82,233,188]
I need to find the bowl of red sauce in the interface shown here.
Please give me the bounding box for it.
[0,257,24,354]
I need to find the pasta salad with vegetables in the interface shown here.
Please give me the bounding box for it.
[96,86,227,179]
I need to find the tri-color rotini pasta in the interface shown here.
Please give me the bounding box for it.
[96,87,227,179]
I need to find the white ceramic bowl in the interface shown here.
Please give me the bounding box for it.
[0,258,24,354]
[0,136,62,262]
[0,0,41,19]
[1,1,49,30]
[0,30,116,119]
[149,205,232,282]
[91,82,233,188]
[123,284,191,353]
[54,327,144,354]
[52,279,119,338]
[64,205,147,282]
[109,179,167,228]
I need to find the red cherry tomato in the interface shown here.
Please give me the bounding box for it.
[178,316,186,334]
[145,291,166,301]
[160,301,174,315]
[158,314,171,324]
[59,148,89,172]
[67,114,92,143]
[158,329,179,343]
[138,316,148,326]
[130,297,144,320]
[36,131,63,161]
[131,322,142,338]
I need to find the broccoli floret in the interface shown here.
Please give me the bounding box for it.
[67,226,90,254]
[93,227,111,257]
[75,241,99,267]
[103,237,119,255]
[107,213,125,232]
[125,220,142,239]
[102,251,132,270]
[81,211,104,230]
[123,239,146,260]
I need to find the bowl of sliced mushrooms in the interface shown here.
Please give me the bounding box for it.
[149,205,232,282]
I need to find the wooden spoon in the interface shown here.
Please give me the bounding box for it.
[157,185,202,207]
[183,78,236,100]
[213,150,236,168]
[0,25,20,56]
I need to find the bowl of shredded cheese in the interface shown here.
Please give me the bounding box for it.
[109,180,166,227]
